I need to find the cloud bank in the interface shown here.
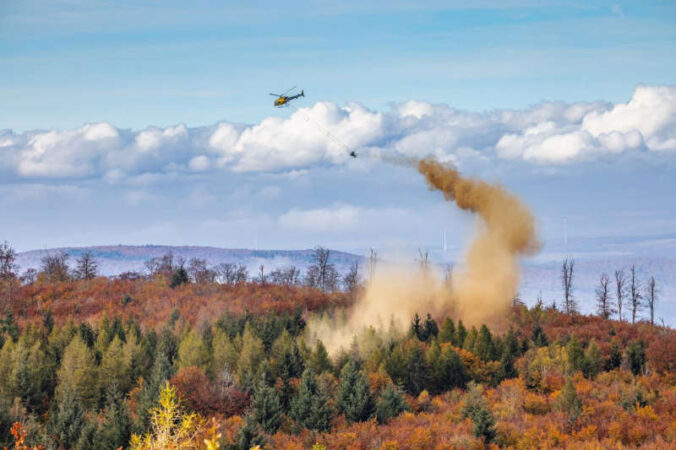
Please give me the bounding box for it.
[1,85,675,179]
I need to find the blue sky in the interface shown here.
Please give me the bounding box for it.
[0,0,675,262]
[2,1,675,130]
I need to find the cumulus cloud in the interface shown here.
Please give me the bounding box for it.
[1,85,674,178]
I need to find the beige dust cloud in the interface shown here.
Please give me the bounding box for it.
[309,157,539,355]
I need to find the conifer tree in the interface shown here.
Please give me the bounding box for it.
[582,340,603,379]
[291,368,333,432]
[455,320,467,347]
[308,340,332,374]
[177,330,210,371]
[48,386,85,448]
[337,361,374,422]
[135,352,172,434]
[423,314,438,342]
[476,325,495,362]
[252,379,283,434]
[626,340,646,376]
[236,413,266,450]
[558,377,582,430]
[375,385,408,424]
[96,387,132,450]
[57,335,98,409]
[566,336,584,373]
[438,318,456,343]
[405,344,429,396]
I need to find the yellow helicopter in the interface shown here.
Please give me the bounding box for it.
[270,86,304,107]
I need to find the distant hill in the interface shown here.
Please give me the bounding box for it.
[15,244,675,325]
[15,245,363,277]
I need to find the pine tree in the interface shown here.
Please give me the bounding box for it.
[135,352,172,434]
[405,344,429,396]
[308,340,332,374]
[252,379,283,434]
[177,330,210,371]
[558,377,582,430]
[337,361,374,422]
[438,317,456,343]
[375,385,408,424]
[566,336,584,373]
[582,340,603,380]
[472,405,496,443]
[169,266,189,288]
[455,320,467,348]
[410,313,423,340]
[57,335,98,409]
[48,386,85,448]
[605,340,622,371]
[236,413,266,450]
[291,368,333,432]
[423,314,438,342]
[626,340,646,376]
[531,323,548,347]
[96,387,132,450]
[475,325,495,362]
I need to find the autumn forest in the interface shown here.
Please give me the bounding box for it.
[0,242,675,449]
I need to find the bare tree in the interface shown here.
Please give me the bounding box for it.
[614,269,626,321]
[629,265,642,324]
[270,265,300,286]
[74,251,99,280]
[561,258,576,314]
[307,246,340,291]
[20,268,38,285]
[595,273,615,319]
[0,241,19,306]
[145,252,175,277]
[645,276,657,325]
[257,264,266,284]
[368,248,378,280]
[343,260,360,292]
[187,258,216,284]
[418,248,430,273]
[40,252,70,282]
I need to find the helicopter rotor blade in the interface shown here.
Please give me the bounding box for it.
[281,86,296,96]
[269,93,280,97]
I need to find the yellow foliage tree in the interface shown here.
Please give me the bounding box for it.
[130,381,205,449]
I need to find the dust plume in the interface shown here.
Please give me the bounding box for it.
[308,157,539,355]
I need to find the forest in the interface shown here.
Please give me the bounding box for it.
[0,241,675,449]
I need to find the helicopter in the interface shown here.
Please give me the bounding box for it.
[269,86,304,107]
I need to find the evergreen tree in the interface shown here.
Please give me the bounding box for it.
[308,340,333,374]
[455,320,467,348]
[440,346,469,393]
[438,317,456,343]
[532,323,548,347]
[291,368,333,432]
[252,379,283,434]
[472,405,496,443]
[375,385,408,424]
[566,336,584,373]
[423,314,438,342]
[475,325,495,362]
[135,352,172,434]
[410,313,423,341]
[605,340,623,371]
[626,340,646,376]
[169,266,189,288]
[405,344,429,396]
[48,387,85,448]
[96,387,131,450]
[582,340,603,380]
[337,361,374,422]
[558,377,582,430]
[236,413,266,450]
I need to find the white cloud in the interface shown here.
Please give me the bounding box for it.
[279,204,361,232]
[1,85,674,179]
